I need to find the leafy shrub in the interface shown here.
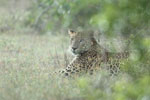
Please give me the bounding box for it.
[27,0,150,36]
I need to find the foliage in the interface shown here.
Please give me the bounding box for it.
[77,75,150,100]
[27,0,150,35]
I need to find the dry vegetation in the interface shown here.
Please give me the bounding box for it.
[0,32,150,100]
[0,34,72,100]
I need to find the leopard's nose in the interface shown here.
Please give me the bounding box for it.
[72,47,77,51]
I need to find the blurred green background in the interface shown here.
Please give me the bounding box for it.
[0,0,150,100]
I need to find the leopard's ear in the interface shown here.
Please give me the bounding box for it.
[68,29,77,37]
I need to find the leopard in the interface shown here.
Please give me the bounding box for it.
[55,30,129,77]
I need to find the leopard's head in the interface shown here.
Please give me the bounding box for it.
[68,30,96,55]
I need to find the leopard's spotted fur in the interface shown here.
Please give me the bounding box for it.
[56,30,129,76]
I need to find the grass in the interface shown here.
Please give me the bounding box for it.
[0,34,74,100]
[0,33,150,100]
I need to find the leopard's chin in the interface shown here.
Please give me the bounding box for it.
[72,50,88,55]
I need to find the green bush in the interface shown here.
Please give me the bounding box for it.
[76,75,150,100]
[27,0,150,35]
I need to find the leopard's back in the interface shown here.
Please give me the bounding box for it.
[102,51,129,75]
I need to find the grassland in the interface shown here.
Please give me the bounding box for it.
[0,33,150,100]
[0,34,74,100]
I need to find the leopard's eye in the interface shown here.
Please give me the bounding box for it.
[80,39,83,43]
